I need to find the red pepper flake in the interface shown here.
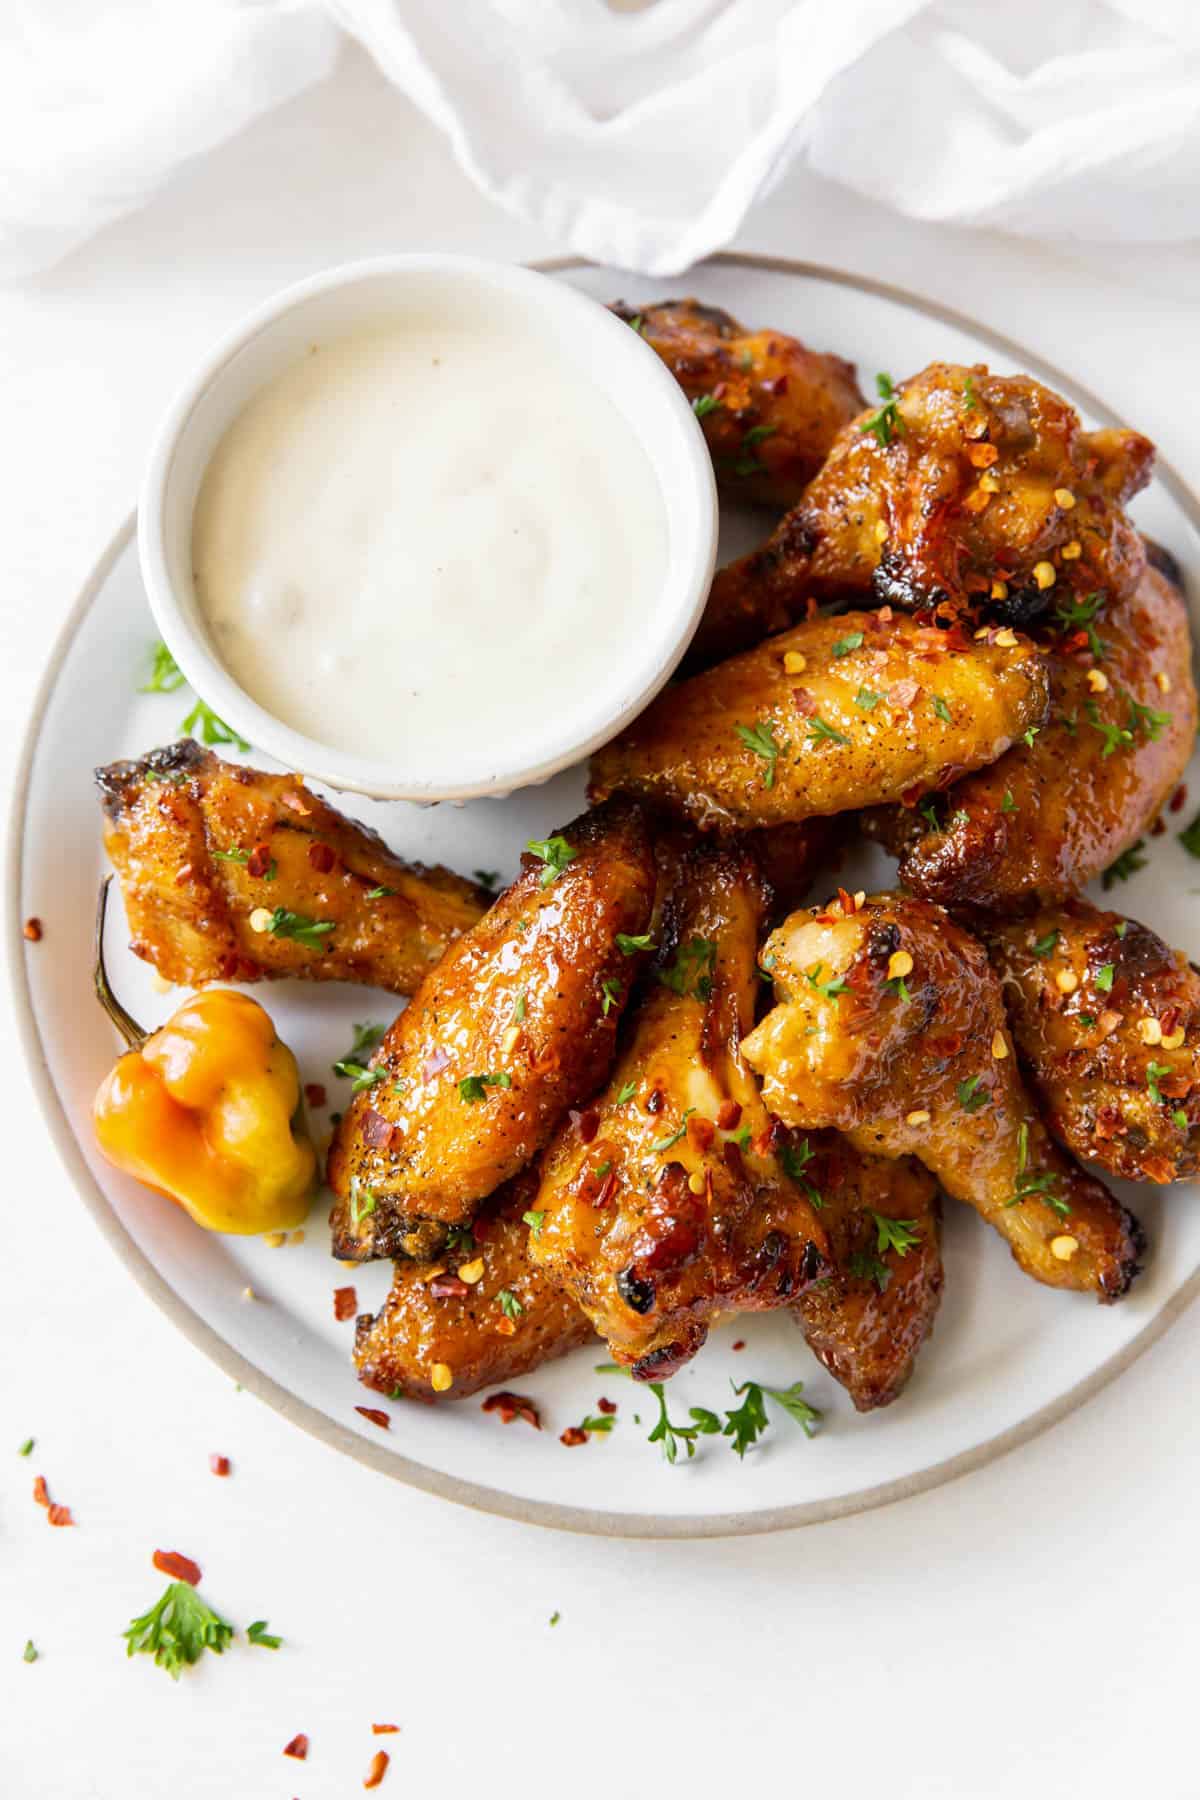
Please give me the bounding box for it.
[209,1454,230,1477]
[723,1139,746,1178]
[560,1426,588,1447]
[363,1749,390,1789]
[429,1275,470,1300]
[32,1475,49,1508]
[32,1474,74,1524]
[889,678,921,709]
[362,1109,397,1149]
[22,917,42,942]
[591,1169,618,1210]
[1152,816,1167,837]
[355,1406,390,1430]
[153,1549,201,1585]
[334,1286,358,1321]
[732,1339,746,1351]
[596,1396,617,1415]
[716,1099,742,1131]
[421,1047,451,1083]
[307,841,336,874]
[283,1734,309,1761]
[837,886,856,916]
[1170,784,1188,814]
[790,685,817,717]
[687,1114,715,1152]
[576,1108,599,1144]
[47,1504,75,1527]
[304,1082,327,1109]
[481,1391,541,1429]
[246,842,274,878]
[372,1723,400,1735]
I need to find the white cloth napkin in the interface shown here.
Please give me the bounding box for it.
[5,0,1200,282]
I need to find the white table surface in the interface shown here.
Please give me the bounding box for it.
[5,43,1199,1800]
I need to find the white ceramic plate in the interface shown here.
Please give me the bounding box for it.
[13,255,1200,1538]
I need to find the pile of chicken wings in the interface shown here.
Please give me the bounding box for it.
[99,296,1199,1417]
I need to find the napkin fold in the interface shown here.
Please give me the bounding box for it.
[4,0,1200,281]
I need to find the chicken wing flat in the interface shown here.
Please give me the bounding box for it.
[791,1135,943,1412]
[984,901,1200,1184]
[610,298,863,510]
[353,1172,594,1404]
[696,360,1154,665]
[97,740,487,993]
[742,892,1143,1300]
[530,841,828,1379]
[590,608,1049,832]
[865,562,1196,909]
[328,800,658,1262]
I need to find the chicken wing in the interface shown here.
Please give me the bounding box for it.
[327,800,658,1262]
[611,297,863,510]
[589,608,1049,832]
[742,892,1144,1300]
[530,841,828,1379]
[97,740,487,993]
[694,361,1153,667]
[791,1135,943,1412]
[353,1172,595,1403]
[865,562,1196,909]
[984,901,1200,1184]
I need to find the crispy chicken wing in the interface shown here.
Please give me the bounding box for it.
[97,740,487,993]
[590,608,1049,832]
[353,1172,594,1404]
[742,892,1144,1300]
[530,841,828,1378]
[984,901,1200,1184]
[328,800,657,1262]
[791,1135,943,1412]
[694,361,1153,667]
[865,563,1196,908]
[610,297,864,510]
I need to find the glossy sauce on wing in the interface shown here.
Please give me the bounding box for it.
[191,313,667,769]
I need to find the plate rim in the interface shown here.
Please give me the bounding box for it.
[12,251,1200,1540]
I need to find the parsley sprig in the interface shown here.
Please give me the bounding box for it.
[597,1366,822,1462]
[1055,592,1107,660]
[333,1022,386,1091]
[860,371,904,447]
[657,936,717,1000]
[526,836,577,886]
[459,1071,513,1103]
[265,908,334,951]
[122,1582,233,1681]
[736,718,787,788]
[1003,1122,1070,1216]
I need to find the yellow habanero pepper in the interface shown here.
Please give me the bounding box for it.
[92,879,316,1234]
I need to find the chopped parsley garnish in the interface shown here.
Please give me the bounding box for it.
[123,1582,234,1681]
[1102,841,1147,887]
[736,718,787,788]
[616,931,655,955]
[1178,810,1200,858]
[523,1210,546,1237]
[22,1640,37,1663]
[929,694,953,725]
[473,869,500,891]
[498,1288,524,1320]
[445,1225,475,1254]
[265,908,334,951]
[885,972,910,1003]
[1126,693,1172,742]
[956,1074,990,1114]
[848,1248,891,1292]
[549,1611,561,1627]
[861,371,904,447]
[1084,701,1133,758]
[692,393,721,420]
[615,1080,638,1106]
[1004,1122,1070,1216]
[806,715,852,746]
[1095,963,1115,993]
[576,1413,615,1434]
[365,885,395,900]
[1001,791,1017,813]
[854,686,881,711]
[332,1062,385,1095]
[1032,929,1059,958]
[805,963,848,1001]
[650,1109,695,1155]
[1023,726,1040,748]
[1055,592,1107,660]
[779,1138,823,1207]
[733,423,777,476]
[458,1071,513,1103]
[832,630,865,658]
[1147,1061,1172,1106]
[732,1126,752,1149]
[526,836,576,886]
[17,1438,33,1457]
[723,1380,822,1457]
[213,847,249,864]
[180,698,249,752]
[335,1021,385,1068]
[918,796,941,832]
[1173,1109,1189,1129]
[1116,921,1129,938]
[872,1212,923,1256]
[600,977,622,1017]
[140,639,187,694]
[246,1620,282,1650]
[626,314,644,335]
[962,373,979,409]
[348,1178,377,1225]
[658,936,718,1000]
[1078,1013,1096,1028]
[646,1382,721,1462]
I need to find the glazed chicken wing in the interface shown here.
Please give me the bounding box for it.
[742,892,1143,1301]
[353,1172,595,1404]
[530,841,828,1379]
[984,901,1200,1184]
[590,608,1049,832]
[611,297,863,510]
[97,740,487,993]
[791,1135,943,1412]
[866,562,1196,908]
[328,800,657,1262]
[695,361,1153,667]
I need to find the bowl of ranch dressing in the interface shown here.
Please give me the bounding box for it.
[139,255,718,801]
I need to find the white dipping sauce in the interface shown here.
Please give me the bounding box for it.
[191,316,668,769]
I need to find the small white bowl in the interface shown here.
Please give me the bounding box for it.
[138,254,718,802]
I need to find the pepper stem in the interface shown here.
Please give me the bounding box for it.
[94,877,148,1050]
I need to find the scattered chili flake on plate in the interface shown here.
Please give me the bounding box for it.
[283,1734,309,1760]
[560,1426,588,1447]
[732,1339,747,1351]
[481,1391,541,1429]
[363,1749,390,1788]
[334,1286,359,1321]
[372,1723,400,1735]
[22,917,42,942]
[304,1082,327,1108]
[209,1454,230,1477]
[153,1550,201,1586]
[32,1474,74,1524]
[355,1406,390,1430]
[596,1396,617,1415]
